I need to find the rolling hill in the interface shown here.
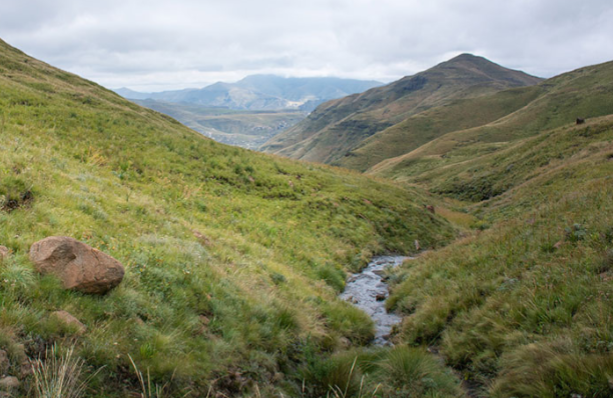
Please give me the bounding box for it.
[369,58,613,189]
[261,54,542,164]
[0,38,454,397]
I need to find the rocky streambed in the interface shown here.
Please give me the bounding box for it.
[340,256,410,345]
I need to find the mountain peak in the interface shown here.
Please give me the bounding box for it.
[448,53,482,61]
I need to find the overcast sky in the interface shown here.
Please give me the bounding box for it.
[2,0,613,92]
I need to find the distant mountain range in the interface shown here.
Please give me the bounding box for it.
[261,54,543,165]
[114,75,383,112]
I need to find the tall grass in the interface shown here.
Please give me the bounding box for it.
[30,345,95,398]
[128,355,170,398]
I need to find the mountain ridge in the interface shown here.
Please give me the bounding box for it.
[114,75,383,111]
[260,54,542,164]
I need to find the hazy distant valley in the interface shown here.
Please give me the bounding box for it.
[115,75,382,149]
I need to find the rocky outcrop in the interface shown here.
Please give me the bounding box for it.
[29,236,124,294]
[50,311,87,335]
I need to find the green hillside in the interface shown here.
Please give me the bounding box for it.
[0,39,455,397]
[338,86,542,171]
[385,114,613,396]
[370,59,613,183]
[261,54,541,165]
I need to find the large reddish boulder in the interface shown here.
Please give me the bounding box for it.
[29,236,124,294]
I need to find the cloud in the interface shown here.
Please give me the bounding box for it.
[2,0,612,91]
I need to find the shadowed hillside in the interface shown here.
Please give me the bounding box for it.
[261,54,541,164]
[370,58,613,187]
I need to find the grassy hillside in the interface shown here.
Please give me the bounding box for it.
[377,112,613,396]
[132,99,306,149]
[339,86,542,171]
[0,39,455,397]
[370,59,613,183]
[262,54,541,165]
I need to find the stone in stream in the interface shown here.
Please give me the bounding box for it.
[341,256,408,345]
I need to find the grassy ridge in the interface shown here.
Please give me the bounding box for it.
[0,39,454,397]
[339,86,542,172]
[386,115,613,396]
[371,59,613,181]
[262,54,541,165]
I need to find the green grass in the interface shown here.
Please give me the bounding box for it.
[338,86,542,172]
[300,345,464,398]
[0,38,455,397]
[385,114,613,395]
[371,59,613,181]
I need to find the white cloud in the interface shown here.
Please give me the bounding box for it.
[2,0,613,91]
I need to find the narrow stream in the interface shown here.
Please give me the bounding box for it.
[340,256,410,345]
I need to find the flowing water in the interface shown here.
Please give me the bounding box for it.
[340,256,410,345]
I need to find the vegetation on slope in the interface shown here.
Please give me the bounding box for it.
[0,38,455,397]
[262,54,541,165]
[370,59,613,182]
[386,115,613,396]
[338,86,542,172]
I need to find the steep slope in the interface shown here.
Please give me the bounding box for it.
[386,114,613,396]
[0,39,454,397]
[338,86,542,171]
[261,54,542,164]
[371,58,613,190]
[116,75,382,111]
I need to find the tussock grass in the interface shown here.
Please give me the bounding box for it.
[300,346,464,398]
[31,345,94,398]
[387,116,613,395]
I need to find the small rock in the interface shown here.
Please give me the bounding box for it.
[199,315,211,326]
[0,350,8,374]
[192,231,212,246]
[0,246,9,262]
[19,361,32,379]
[0,376,19,390]
[29,236,125,294]
[425,205,435,214]
[553,240,564,250]
[50,310,87,335]
[375,294,386,301]
[338,337,352,349]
